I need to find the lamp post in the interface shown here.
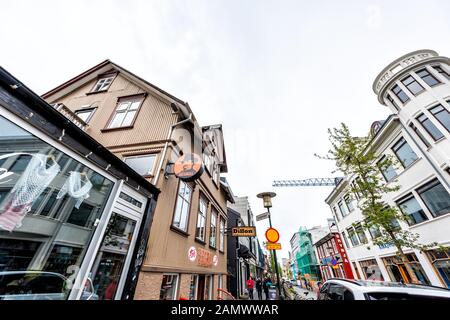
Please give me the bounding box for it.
[257,192,282,299]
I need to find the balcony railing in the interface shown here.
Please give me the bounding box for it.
[51,103,88,131]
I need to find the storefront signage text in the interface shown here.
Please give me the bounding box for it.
[197,248,213,267]
[266,242,282,250]
[232,226,256,237]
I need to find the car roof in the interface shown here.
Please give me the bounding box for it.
[324,278,450,296]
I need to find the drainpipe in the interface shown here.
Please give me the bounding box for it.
[153,109,193,186]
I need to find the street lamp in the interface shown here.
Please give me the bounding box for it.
[257,192,283,299]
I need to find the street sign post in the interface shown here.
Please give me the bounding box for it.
[256,212,270,221]
[266,242,282,250]
[231,226,256,237]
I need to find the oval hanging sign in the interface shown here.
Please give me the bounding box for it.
[265,227,280,243]
[174,153,204,182]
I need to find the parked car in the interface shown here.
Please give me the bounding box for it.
[317,278,450,300]
[0,271,98,300]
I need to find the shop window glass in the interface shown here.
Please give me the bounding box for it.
[417,178,450,217]
[86,212,136,300]
[0,115,114,300]
[189,275,198,300]
[397,195,428,225]
[160,274,179,300]
[359,259,384,281]
[426,249,450,288]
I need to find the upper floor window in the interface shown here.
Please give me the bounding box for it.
[332,206,341,222]
[392,137,418,168]
[429,105,450,133]
[91,74,115,92]
[417,113,444,141]
[368,224,382,239]
[219,217,225,252]
[74,107,96,123]
[416,68,440,87]
[397,194,428,226]
[209,209,218,248]
[386,94,399,111]
[338,200,349,217]
[341,232,350,248]
[377,155,396,182]
[195,197,208,241]
[409,122,431,148]
[417,178,450,218]
[354,223,368,244]
[172,181,192,232]
[347,227,359,246]
[107,95,144,129]
[392,84,409,104]
[401,75,424,96]
[123,154,156,176]
[432,65,450,81]
[344,194,354,211]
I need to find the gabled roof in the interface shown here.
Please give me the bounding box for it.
[41,59,195,121]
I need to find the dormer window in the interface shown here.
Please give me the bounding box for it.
[91,74,115,93]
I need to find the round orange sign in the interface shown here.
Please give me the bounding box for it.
[265,227,280,243]
[173,153,204,182]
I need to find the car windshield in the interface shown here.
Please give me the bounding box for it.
[367,292,450,300]
[0,272,68,300]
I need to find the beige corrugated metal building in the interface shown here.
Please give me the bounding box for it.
[42,60,234,300]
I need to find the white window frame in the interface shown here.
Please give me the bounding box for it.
[160,273,180,300]
[107,96,143,129]
[123,154,156,176]
[91,74,115,92]
[196,197,208,241]
[172,181,192,232]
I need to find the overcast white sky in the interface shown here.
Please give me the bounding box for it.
[2,0,450,261]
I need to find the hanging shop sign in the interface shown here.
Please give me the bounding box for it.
[265,227,280,243]
[232,226,256,237]
[266,242,282,250]
[333,233,354,279]
[173,153,204,182]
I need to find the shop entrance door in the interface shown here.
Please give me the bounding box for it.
[79,186,147,300]
[197,275,205,300]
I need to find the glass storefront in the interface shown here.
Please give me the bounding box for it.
[0,115,114,299]
[359,259,384,281]
[427,249,450,288]
[159,274,179,300]
[382,254,430,285]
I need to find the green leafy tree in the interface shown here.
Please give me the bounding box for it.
[317,123,442,284]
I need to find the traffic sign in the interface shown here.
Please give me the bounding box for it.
[265,227,280,243]
[232,226,256,237]
[266,242,282,250]
[256,212,270,221]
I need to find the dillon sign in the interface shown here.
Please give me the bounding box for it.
[231,226,256,237]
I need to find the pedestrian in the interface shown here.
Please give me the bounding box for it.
[255,278,263,300]
[263,276,272,300]
[246,276,255,300]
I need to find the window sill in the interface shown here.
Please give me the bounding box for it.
[194,237,207,245]
[86,89,108,96]
[170,225,190,237]
[101,126,134,132]
[219,249,225,255]
[433,136,446,145]
[209,245,217,251]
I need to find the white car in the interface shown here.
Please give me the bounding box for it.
[0,271,98,300]
[318,278,450,300]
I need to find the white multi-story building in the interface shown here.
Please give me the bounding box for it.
[325,49,450,288]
